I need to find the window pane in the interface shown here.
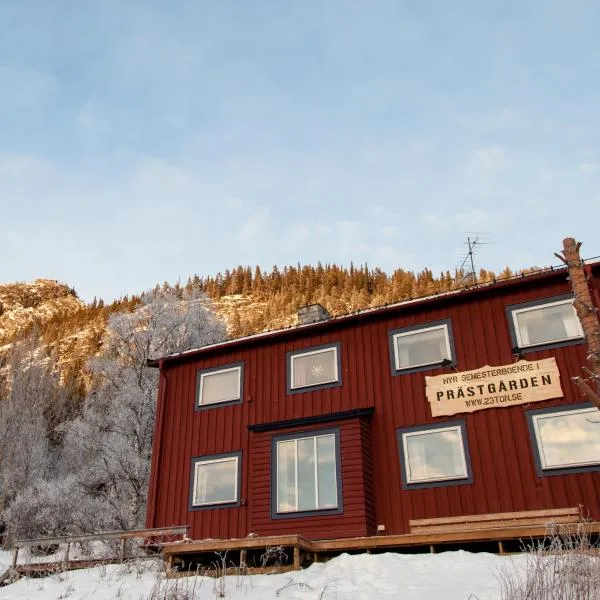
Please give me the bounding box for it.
[535,409,600,469]
[516,302,581,347]
[275,433,339,514]
[277,441,297,512]
[201,369,240,405]
[316,435,338,508]
[395,327,449,369]
[292,349,337,388]
[405,429,466,483]
[297,438,317,511]
[194,458,237,505]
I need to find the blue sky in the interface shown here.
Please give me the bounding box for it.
[1,1,599,302]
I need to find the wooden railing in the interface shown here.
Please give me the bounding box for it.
[2,525,188,585]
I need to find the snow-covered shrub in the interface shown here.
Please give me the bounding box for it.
[496,524,600,599]
[2,476,109,542]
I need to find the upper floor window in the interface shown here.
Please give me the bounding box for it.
[397,421,472,489]
[190,452,241,509]
[507,296,583,352]
[196,363,243,409]
[272,429,342,517]
[389,319,455,374]
[527,404,600,475]
[287,343,341,393]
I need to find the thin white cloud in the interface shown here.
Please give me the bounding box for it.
[464,147,507,177]
[240,207,271,242]
[336,220,360,237]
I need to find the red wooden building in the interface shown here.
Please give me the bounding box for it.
[146,262,600,544]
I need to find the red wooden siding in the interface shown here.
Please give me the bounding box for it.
[147,268,600,540]
[248,416,373,539]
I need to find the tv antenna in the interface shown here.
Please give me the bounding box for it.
[457,234,490,284]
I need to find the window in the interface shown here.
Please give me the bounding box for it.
[508,296,583,351]
[527,404,600,475]
[397,422,472,489]
[389,320,454,374]
[287,344,341,393]
[196,363,243,408]
[190,452,241,508]
[272,429,342,516]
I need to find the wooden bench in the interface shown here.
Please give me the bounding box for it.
[409,507,581,535]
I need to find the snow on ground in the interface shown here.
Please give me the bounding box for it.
[0,549,525,600]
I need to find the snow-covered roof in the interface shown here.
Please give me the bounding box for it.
[149,257,600,367]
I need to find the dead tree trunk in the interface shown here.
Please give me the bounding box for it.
[555,237,600,409]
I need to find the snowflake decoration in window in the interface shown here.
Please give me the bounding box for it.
[311,364,324,378]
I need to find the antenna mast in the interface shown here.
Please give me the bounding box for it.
[457,234,490,284]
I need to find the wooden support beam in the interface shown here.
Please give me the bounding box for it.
[293,546,301,570]
[119,538,126,563]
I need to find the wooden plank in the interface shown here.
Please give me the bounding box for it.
[411,515,580,534]
[15,558,122,575]
[14,526,189,548]
[409,508,580,528]
[161,534,314,555]
[167,565,298,579]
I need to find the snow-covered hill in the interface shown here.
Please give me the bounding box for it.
[0,550,524,600]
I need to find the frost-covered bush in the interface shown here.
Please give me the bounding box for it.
[3,476,109,542]
[496,524,600,600]
[2,288,226,539]
[0,335,58,513]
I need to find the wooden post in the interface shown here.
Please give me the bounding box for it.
[119,538,126,563]
[11,548,18,570]
[556,238,600,409]
[63,542,70,570]
[498,540,505,554]
[429,545,436,554]
[293,546,301,570]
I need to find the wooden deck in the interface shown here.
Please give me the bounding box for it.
[160,513,600,575]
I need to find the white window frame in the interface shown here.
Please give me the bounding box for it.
[198,365,242,407]
[192,455,239,507]
[401,425,469,485]
[392,323,452,371]
[531,406,600,471]
[275,433,339,514]
[510,298,583,349]
[289,346,339,390]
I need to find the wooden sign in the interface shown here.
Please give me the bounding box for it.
[425,358,563,417]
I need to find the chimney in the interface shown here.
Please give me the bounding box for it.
[297,303,331,325]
